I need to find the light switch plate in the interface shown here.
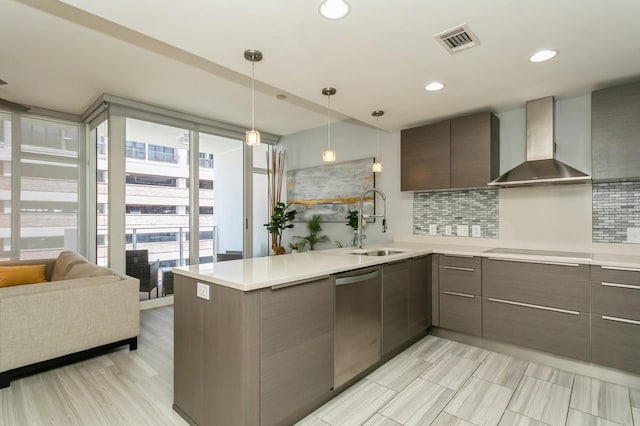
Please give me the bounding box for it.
[457,225,469,237]
[627,227,640,243]
[472,225,481,238]
[197,282,210,300]
[429,224,437,235]
[445,225,452,236]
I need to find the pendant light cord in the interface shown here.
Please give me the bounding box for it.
[375,115,380,158]
[251,61,256,131]
[327,94,331,149]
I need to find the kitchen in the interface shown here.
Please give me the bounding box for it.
[2,1,640,425]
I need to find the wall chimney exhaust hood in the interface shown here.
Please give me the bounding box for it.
[488,96,591,187]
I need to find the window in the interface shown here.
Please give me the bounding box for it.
[125,140,146,159]
[199,206,214,215]
[148,144,177,163]
[126,232,178,244]
[125,205,177,215]
[199,179,214,190]
[126,174,177,187]
[97,170,107,183]
[199,152,214,168]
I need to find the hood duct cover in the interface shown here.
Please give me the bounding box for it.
[489,96,590,187]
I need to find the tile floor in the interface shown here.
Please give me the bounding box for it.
[297,335,640,426]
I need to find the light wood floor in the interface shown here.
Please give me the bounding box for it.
[2,307,639,425]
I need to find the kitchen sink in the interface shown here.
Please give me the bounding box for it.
[351,249,405,256]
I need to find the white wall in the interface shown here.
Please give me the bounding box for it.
[280,94,640,255]
[213,148,244,254]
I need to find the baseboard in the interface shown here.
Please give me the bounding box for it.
[140,295,173,310]
[430,327,640,389]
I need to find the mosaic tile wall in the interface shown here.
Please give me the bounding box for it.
[592,181,640,243]
[413,189,499,238]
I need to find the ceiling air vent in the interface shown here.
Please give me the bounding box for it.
[434,24,481,54]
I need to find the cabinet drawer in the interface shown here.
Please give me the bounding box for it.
[440,256,481,295]
[591,280,640,321]
[482,258,589,312]
[439,291,481,336]
[591,265,640,286]
[482,297,590,361]
[591,314,640,375]
[439,255,481,269]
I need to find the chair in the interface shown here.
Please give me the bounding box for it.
[125,249,159,299]
[162,270,174,296]
[216,250,243,262]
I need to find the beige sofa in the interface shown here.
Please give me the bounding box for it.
[0,252,139,388]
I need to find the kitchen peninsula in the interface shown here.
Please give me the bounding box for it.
[172,243,640,426]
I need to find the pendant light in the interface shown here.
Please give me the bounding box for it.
[322,87,337,162]
[372,110,384,173]
[319,0,350,20]
[244,49,263,146]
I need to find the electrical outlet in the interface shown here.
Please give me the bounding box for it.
[627,227,640,243]
[445,225,452,236]
[197,282,210,300]
[472,225,481,238]
[457,225,469,237]
[429,224,437,235]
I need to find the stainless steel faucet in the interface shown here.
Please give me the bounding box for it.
[357,189,387,249]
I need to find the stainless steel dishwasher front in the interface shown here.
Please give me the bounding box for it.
[334,266,382,388]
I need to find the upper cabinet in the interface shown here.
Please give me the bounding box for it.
[592,81,640,181]
[401,112,500,191]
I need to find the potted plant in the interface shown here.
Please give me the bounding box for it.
[296,214,329,250]
[264,202,297,255]
[345,209,362,247]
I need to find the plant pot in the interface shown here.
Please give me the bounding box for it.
[272,245,286,255]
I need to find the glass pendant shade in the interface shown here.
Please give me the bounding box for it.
[322,148,336,162]
[372,161,383,173]
[245,129,260,146]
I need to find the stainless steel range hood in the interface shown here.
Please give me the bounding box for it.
[488,96,591,187]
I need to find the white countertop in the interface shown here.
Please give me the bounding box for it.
[173,243,640,291]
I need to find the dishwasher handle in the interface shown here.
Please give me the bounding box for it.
[335,270,380,286]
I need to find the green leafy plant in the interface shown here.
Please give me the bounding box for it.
[264,202,297,253]
[296,214,329,250]
[346,209,360,247]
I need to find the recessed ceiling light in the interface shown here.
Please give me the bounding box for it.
[424,82,445,92]
[319,0,350,20]
[529,49,558,63]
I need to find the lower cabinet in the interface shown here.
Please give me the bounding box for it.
[382,260,410,355]
[591,314,640,375]
[590,265,640,375]
[382,256,432,355]
[259,276,334,426]
[482,297,590,361]
[439,255,482,336]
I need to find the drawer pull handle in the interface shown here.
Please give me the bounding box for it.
[443,291,475,299]
[602,315,640,325]
[443,254,475,258]
[601,265,640,272]
[487,257,579,267]
[601,282,640,290]
[487,298,580,316]
[442,266,475,272]
[335,270,380,286]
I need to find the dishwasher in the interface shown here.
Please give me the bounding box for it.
[334,266,382,388]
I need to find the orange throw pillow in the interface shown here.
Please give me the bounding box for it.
[0,264,47,288]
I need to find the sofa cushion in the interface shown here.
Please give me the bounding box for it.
[51,251,88,281]
[0,264,47,288]
[65,263,116,280]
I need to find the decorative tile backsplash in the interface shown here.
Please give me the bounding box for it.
[592,181,640,243]
[413,189,499,238]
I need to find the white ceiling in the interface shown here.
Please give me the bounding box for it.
[2,0,640,136]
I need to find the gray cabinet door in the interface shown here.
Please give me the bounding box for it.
[451,112,500,188]
[482,258,589,312]
[382,261,410,355]
[439,255,482,296]
[591,280,640,321]
[591,314,640,375]
[401,120,451,191]
[260,277,334,426]
[174,276,260,426]
[408,255,432,337]
[439,291,482,336]
[592,81,640,180]
[483,297,590,361]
